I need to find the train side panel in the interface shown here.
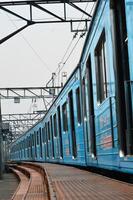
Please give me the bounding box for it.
[81,0,119,170]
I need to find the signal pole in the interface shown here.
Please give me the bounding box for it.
[0,95,3,179]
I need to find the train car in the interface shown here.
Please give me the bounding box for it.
[42,66,86,165]
[10,0,133,174]
[79,0,133,173]
[10,66,86,166]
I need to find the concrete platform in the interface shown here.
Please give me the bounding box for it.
[38,163,133,200]
[0,173,19,200]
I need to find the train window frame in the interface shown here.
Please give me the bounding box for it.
[48,121,51,141]
[95,30,109,105]
[82,77,87,119]
[68,90,77,158]
[44,126,47,144]
[76,87,82,125]
[42,127,44,143]
[57,105,63,158]
[37,131,39,145]
[53,113,58,137]
[45,122,49,158]
[62,102,68,132]
[39,127,43,158]
[50,115,55,158]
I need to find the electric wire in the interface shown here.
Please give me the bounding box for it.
[60,37,81,73]
[76,2,90,31]
[4,12,53,116]
[54,37,74,74]
[4,3,95,87]
[54,3,90,74]
[55,2,96,80]
[53,2,90,82]
[4,12,52,74]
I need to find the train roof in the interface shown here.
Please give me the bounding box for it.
[79,0,99,64]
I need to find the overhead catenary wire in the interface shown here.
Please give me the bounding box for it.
[4,3,96,87]
[54,2,96,82]
[4,12,52,74]
[54,3,90,74]
[4,12,54,114]
[53,2,96,83]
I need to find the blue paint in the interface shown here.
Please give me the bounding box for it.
[10,0,133,174]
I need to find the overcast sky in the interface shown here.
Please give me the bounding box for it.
[0,1,94,114]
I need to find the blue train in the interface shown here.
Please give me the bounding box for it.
[10,0,133,174]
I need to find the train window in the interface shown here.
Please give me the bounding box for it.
[29,137,31,158]
[45,126,47,143]
[24,139,26,157]
[82,76,90,152]
[62,102,68,132]
[48,121,50,140]
[86,55,96,157]
[32,134,34,146]
[50,116,55,158]
[34,131,37,157]
[45,123,49,158]
[39,128,43,158]
[82,77,87,118]
[42,127,45,143]
[39,128,41,142]
[53,114,57,137]
[37,131,39,145]
[95,31,109,104]
[27,138,29,157]
[76,87,82,124]
[30,135,32,158]
[68,90,77,158]
[26,138,28,148]
[57,106,63,158]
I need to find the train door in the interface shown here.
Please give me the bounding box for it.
[31,134,34,159]
[29,137,31,159]
[82,76,89,152]
[46,123,49,158]
[110,0,133,155]
[76,87,82,125]
[62,101,70,156]
[57,106,63,158]
[42,126,46,160]
[53,113,59,158]
[68,90,77,158]
[27,138,29,159]
[39,128,43,158]
[47,121,51,158]
[50,116,55,158]
[86,56,96,158]
[24,139,26,158]
[37,131,40,158]
[34,131,37,158]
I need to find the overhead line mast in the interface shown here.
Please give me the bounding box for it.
[0,0,97,44]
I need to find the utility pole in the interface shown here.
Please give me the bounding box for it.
[0,96,3,179]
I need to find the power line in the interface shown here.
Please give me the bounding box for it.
[54,37,74,73]
[54,2,91,78]
[63,37,81,66]
[5,12,52,74]
[55,2,96,76]
[76,2,90,31]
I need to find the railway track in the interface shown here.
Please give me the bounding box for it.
[9,162,133,200]
[10,164,50,200]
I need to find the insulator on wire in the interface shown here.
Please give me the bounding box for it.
[80,32,86,38]
[73,32,78,39]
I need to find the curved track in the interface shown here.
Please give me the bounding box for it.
[10,162,133,200]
